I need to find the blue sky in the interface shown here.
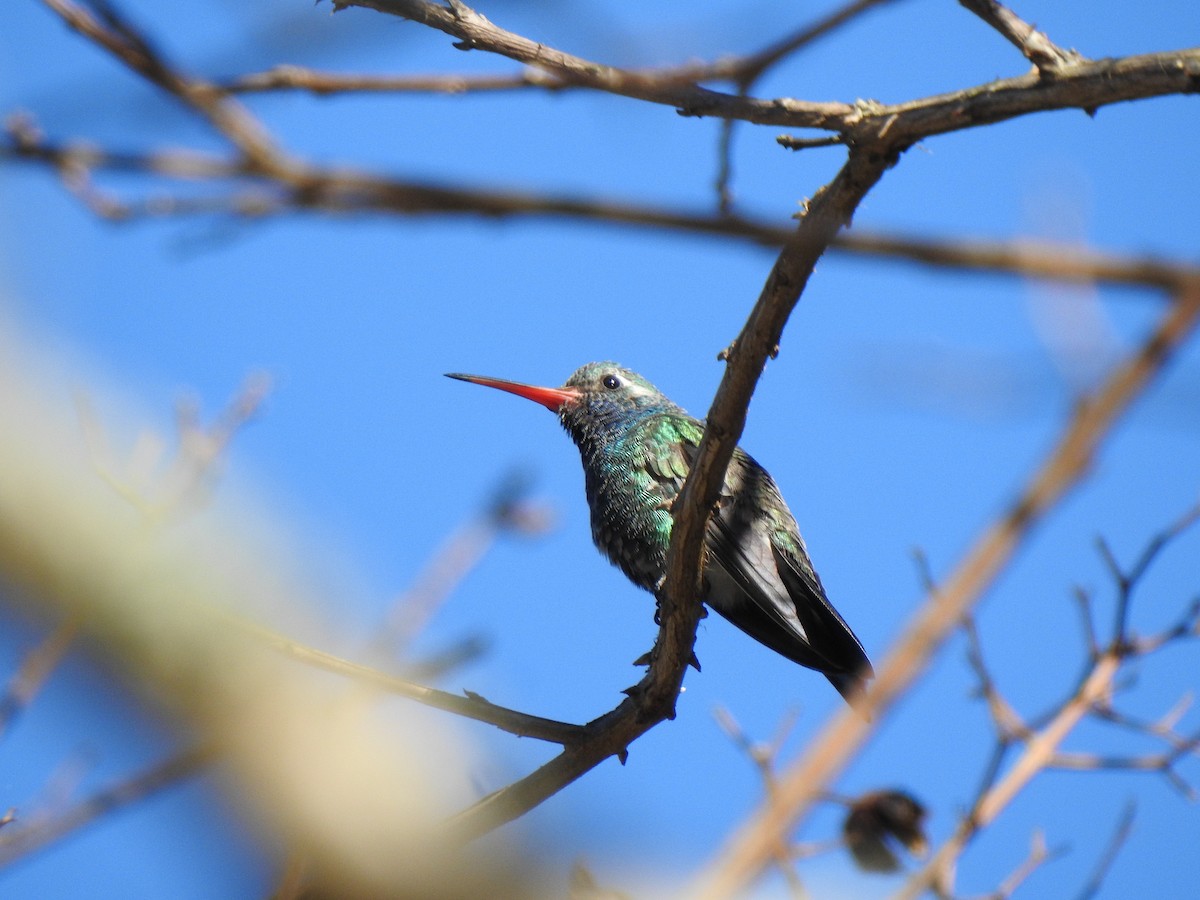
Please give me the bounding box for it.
[1,1,1198,897]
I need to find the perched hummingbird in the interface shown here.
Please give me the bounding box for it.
[446,362,873,707]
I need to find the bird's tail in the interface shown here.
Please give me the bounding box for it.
[827,668,874,720]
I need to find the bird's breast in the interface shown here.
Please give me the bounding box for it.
[582,454,676,593]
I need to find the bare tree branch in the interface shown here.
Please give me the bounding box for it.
[989,830,1065,900]
[898,651,1121,898]
[897,504,1199,897]
[4,2,1198,889]
[6,119,1199,297]
[958,0,1082,73]
[220,65,569,95]
[38,0,290,175]
[332,1,1200,133]
[695,284,1200,898]
[226,0,895,103]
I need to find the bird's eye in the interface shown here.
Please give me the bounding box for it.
[602,374,621,390]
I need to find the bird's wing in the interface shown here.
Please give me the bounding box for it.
[633,417,870,677]
[767,535,873,678]
[704,451,873,680]
[638,415,696,484]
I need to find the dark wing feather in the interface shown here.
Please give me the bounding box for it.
[770,541,873,680]
[636,418,873,706]
[703,452,873,701]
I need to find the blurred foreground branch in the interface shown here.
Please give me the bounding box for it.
[0,331,532,896]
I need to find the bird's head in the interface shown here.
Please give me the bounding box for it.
[562,362,666,411]
[446,361,673,430]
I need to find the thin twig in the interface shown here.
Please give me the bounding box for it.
[1073,801,1136,900]
[713,707,808,895]
[0,621,78,741]
[226,613,584,745]
[899,502,1199,897]
[989,830,1063,899]
[898,651,1122,899]
[39,0,290,175]
[1122,504,1200,595]
[1074,586,1101,660]
[1092,695,1199,754]
[0,746,211,867]
[963,615,1028,742]
[375,472,552,657]
[958,0,1082,74]
[220,65,568,95]
[713,0,896,205]
[720,0,899,85]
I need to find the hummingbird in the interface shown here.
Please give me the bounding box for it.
[446,362,873,707]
